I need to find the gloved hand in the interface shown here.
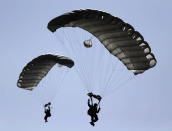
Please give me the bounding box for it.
[87,92,93,97]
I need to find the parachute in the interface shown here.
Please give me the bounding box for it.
[47,9,157,96]
[48,9,156,75]
[17,54,74,91]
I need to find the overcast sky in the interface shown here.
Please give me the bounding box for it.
[0,0,172,131]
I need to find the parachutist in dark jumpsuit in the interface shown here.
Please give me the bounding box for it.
[44,102,51,123]
[87,93,101,126]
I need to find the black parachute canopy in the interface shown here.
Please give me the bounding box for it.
[17,54,74,91]
[47,9,157,75]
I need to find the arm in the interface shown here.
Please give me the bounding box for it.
[44,105,46,110]
[88,99,91,107]
[87,92,94,105]
[97,107,101,113]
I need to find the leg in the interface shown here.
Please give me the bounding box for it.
[91,116,94,123]
[93,114,98,122]
[90,116,95,126]
[44,115,48,122]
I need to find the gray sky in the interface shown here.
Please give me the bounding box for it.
[0,0,172,131]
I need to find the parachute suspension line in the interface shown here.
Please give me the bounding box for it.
[79,31,106,93]
[100,58,121,97]
[104,73,135,97]
[102,55,116,88]
[52,68,71,101]
[103,65,135,97]
[91,34,114,94]
[57,30,90,93]
[114,67,131,87]
[73,29,95,92]
[83,33,99,92]
[55,29,90,92]
[61,29,88,89]
[61,28,91,92]
[29,66,70,105]
[50,68,69,102]
[51,69,69,101]
[94,42,111,94]
[76,30,91,90]
[79,30,110,94]
[92,43,103,93]
[115,74,134,91]
[88,43,99,92]
[69,29,92,92]
[40,68,68,103]
[115,64,134,87]
[103,67,125,96]
[72,29,99,92]
[90,35,94,40]
[62,29,77,55]
[107,64,125,90]
[82,34,95,92]
[71,29,93,92]
[55,29,73,57]
[94,45,109,95]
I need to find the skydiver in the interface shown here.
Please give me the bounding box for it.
[44,102,51,123]
[87,93,101,126]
